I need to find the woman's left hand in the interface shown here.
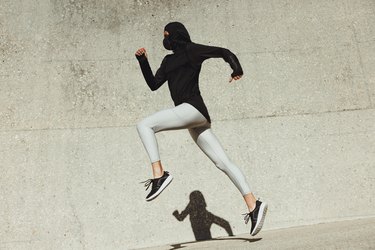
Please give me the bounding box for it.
[229,74,243,83]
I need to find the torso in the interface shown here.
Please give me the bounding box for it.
[165,49,211,123]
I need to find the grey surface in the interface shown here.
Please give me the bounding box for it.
[135,217,375,250]
[1,0,375,249]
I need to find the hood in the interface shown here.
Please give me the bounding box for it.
[164,21,192,53]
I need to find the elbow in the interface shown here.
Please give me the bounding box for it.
[150,81,163,91]
[150,84,159,91]
[222,48,231,54]
[146,81,158,91]
[221,48,232,58]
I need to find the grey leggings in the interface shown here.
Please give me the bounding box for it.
[136,102,251,195]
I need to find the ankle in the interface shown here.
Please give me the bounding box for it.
[154,170,164,179]
[151,160,164,178]
[243,192,257,213]
[248,202,256,213]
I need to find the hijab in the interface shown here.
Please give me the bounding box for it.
[163,21,192,52]
[163,21,193,73]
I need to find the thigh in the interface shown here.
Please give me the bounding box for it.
[188,126,227,160]
[140,103,209,132]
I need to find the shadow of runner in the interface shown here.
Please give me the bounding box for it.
[169,237,262,250]
[172,190,232,241]
[170,191,261,249]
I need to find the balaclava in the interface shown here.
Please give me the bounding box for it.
[163,22,192,52]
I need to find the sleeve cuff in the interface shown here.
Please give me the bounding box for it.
[231,70,243,78]
[136,54,147,62]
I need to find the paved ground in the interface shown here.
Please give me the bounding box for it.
[134,217,375,250]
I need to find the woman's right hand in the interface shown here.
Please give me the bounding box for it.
[135,47,147,59]
[229,74,243,83]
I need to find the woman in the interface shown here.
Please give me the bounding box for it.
[135,21,267,236]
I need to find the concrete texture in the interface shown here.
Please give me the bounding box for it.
[0,0,374,249]
[135,217,375,250]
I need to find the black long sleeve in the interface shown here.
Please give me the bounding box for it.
[136,54,167,91]
[187,43,244,77]
[134,42,243,124]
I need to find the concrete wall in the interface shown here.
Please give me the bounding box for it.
[1,0,374,249]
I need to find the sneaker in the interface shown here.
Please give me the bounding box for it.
[242,198,268,236]
[140,171,173,201]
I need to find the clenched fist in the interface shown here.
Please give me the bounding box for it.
[135,47,148,59]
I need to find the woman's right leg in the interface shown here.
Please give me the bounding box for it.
[137,103,209,201]
[136,103,208,177]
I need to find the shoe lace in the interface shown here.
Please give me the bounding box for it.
[242,197,261,224]
[242,212,251,224]
[140,179,153,191]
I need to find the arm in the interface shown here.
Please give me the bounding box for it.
[135,53,167,91]
[211,213,234,236]
[188,43,244,78]
[172,209,189,221]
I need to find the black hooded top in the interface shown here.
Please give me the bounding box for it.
[136,22,243,124]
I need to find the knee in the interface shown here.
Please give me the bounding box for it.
[136,119,147,133]
[215,162,226,172]
[215,157,232,172]
[136,119,155,133]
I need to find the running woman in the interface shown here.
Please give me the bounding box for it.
[135,21,268,236]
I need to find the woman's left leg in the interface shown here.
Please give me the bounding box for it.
[189,125,268,236]
[188,125,257,212]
